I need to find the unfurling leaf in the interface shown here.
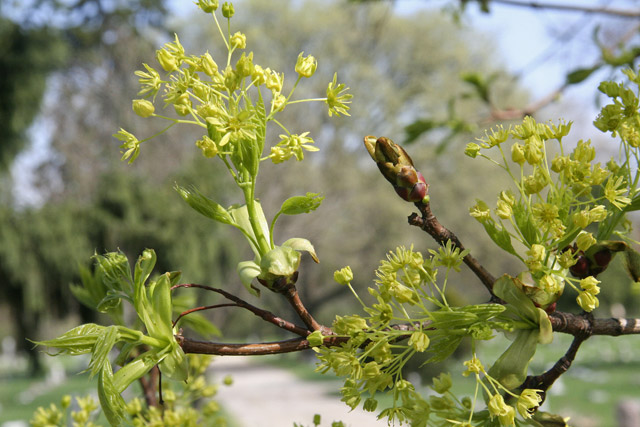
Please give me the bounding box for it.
[237,260,261,296]
[278,192,324,216]
[175,184,236,226]
[282,237,319,263]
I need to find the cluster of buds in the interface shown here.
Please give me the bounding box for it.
[565,241,621,279]
[363,136,429,204]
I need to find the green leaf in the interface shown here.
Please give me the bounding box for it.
[462,304,506,320]
[282,237,320,263]
[536,308,553,345]
[175,184,236,226]
[159,344,189,382]
[278,193,324,216]
[98,364,126,426]
[513,202,539,245]
[93,251,133,295]
[34,323,105,355]
[89,325,119,378]
[488,328,539,389]
[493,275,538,324]
[403,118,438,145]
[134,249,156,289]
[429,309,478,329]
[237,260,261,296]
[565,65,601,85]
[112,351,159,393]
[482,221,517,256]
[150,273,173,336]
[96,290,128,313]
[425,333,463,363]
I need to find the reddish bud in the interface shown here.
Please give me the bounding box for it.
[593,248,613,267]
[569,255,589,278]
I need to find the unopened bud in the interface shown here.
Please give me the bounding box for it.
[156,48,178,72]
[132,99,155,117]
[295,52,317,78]
[222,2,234,18]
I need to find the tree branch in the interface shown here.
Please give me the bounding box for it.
[172,283,310,337]
[282,285,332,335]
[176,335,350,356]
[549,311,640,336]
[477,0,640,18]
[408,203,498,297]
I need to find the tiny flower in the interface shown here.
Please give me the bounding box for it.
[558,249,577,269]
[517,389,542,419]
[252,64,268,85]
[525,244,546,272]
[576,231,596,252]
[572,209,591,229]
[551,154,569,173]
[156,47,178,72]
[523,172,546,194]
[196,135,218,158]
[589,205,608,222]
[222,1,234,18]
[114,128,141,163]
[499,190,515,206]
[590,163,609,185]
[573,139,595,163]
[197,0,219,13]
[496,199,513,219]
[230,31,246,49]
[307,330,324,347]
[271,93,286,113]
[462,356,484,376]
[135,63,162,96]
[295,51,317,78]
[235,52,254,77]
[362,361,381,379]
[266,70,284,93]
[580,276,600,294]
[333,266,353,285]
[604,176,632,210]
[408,331,430,352]
[499,405,516,426]
[469,199,491,223]
[464,142,481,158]
[173,93,192,116]
[326,73,352,117]
[61,395,71,409]
[524,135,543,165]
[200,51,218,77]
[577,290,599,312]
[132,99,155,117]
[511,143,525,165]
[539,274,563,294]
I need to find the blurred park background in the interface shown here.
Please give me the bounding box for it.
[1,0,640,425]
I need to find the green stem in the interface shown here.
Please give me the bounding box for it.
[243,185,271,254]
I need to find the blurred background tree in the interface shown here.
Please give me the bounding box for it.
[2,0,639,383]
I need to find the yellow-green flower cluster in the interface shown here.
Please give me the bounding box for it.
[466,108,640,312]
[114,1,351,170]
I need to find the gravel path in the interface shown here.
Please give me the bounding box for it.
[211,356,388,427]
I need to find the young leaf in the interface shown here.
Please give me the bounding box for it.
[175,184,236,226]
[98,364,126,426]
[278,192,324,216]
[159,343,189,382]
[34,323,105,355]
[282,237,320,263]
[89,325,119,378]
[487,328,539,389]
[493,275,538,325]
[134,249,156,289]
[112,351,159,393]
[482,221,517,256]
[237,260,261,296]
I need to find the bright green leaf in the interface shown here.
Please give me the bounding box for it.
[89,325,119,378]
[175,184,236,226]
[237,260,261,296]
[282,237,319,263]
[488,328,539,390]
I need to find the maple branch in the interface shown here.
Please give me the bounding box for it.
[479,0,640,18]
[409,203,497,297]
[172,283,310,337]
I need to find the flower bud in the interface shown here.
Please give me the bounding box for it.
[495,199,512,219]
[408,331,430,352]
[577,290,599,312]
[173,93,191,116]
[464,142,481,158]
[576,231,596,252]
[295,52,317,78]
[196,135,218,158]
[306,330,324,347]
[156,48,178,72]
[197,0,218,13]
[200,52,218,77]
[572,209,591,229]
[511,143,525,165]
[222,2,234,17]
[333,266,353,285]
[266,70,283,93]
[132,99,155,118]
[431,373,452,394]
[569,255,590,278]
[252,64,268,85]
[230,31,246,49]
[235,52,254,77]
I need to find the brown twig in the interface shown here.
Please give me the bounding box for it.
[173,303,239,328]
[138,365,159,408]
[409,203,497,297]
[282,285,332,335]
[549,311,640,336]
[176,335,350,356]
[521,312,593,403]
[477,0,640,18]
[172,283,310,337]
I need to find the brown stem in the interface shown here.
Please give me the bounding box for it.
[549,311,640,336]
[409,203,497,297]
[176,335,350,356]
[282,285,332,335]
[172,283,310,336]
[522,313,593,403]
[173,303,239,328]
[478,0,640,18]
[138,365,159,408]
